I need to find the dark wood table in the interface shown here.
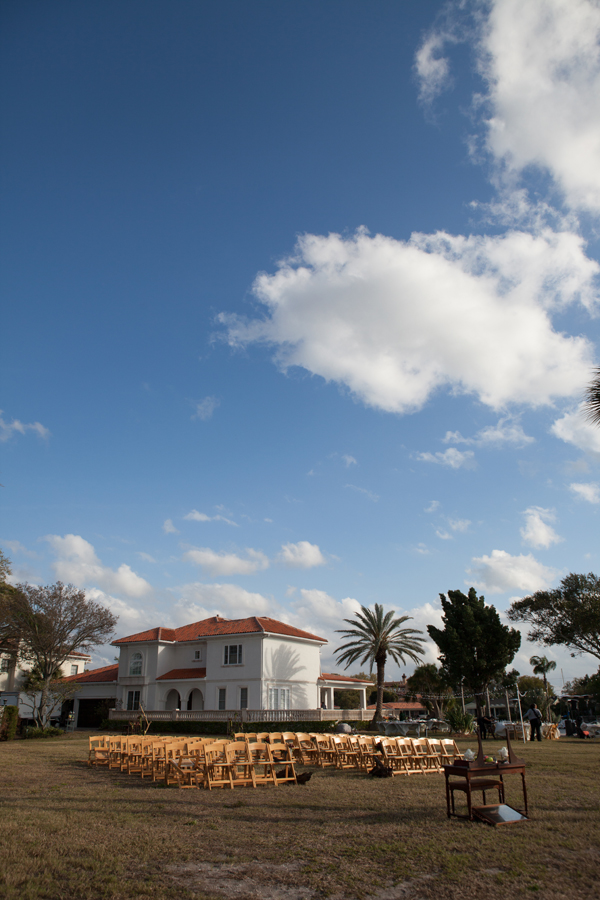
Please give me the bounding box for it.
[444,760,528,820]
[443,730,528,821]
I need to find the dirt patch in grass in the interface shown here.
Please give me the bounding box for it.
[0,734,598,900]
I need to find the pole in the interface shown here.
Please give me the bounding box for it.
[461,680,465,715]
[505,688,512,724]
[515,685,527,745]
[486,687,491,717]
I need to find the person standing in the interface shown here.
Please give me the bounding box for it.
[525,703,542,741]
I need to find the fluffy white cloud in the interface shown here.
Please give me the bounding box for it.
[416,0,600,217]
[184,509,238,526]
[220,229,595,415]
[342,454,357,467]
[182,546,269,576]
[279,541,326,569]
[163,519,179,534]
[444,418,534,448]
[467,549,558,594]
[173,581,272,622]
[416,448,476,469]
[520,507,563,549]
[569,482,600,504]
[192,396,220,421]
[481,0,600,215]
[45,534,152,599]
[0,411,50,442]
[551,406,600,455]
[85,587,146,637]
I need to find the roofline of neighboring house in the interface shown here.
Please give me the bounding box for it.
[112,616,327,647]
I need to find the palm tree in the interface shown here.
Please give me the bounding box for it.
[529,654,557,720]
[335,604,425,728]
[584,368,600,426]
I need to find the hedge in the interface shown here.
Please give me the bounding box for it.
[99,719,373,736]
[0,705,20,741]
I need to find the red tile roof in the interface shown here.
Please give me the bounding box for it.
[156,668,207,681]
[114,616,326,645]
[61,664,119,684]
[319,673,372,684]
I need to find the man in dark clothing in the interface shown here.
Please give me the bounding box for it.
[525,703,542,741]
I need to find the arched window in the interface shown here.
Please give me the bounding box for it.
[129,652,142,676]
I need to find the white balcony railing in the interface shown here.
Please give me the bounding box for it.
[108,708,370,723]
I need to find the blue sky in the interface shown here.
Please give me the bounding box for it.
[2,0,600,688]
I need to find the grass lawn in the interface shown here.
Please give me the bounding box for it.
[1,732,598,900]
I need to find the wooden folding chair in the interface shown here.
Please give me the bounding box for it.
[226,741,256,788]
[310,733,337,767]
[379,738,411,776]
[440,739,464,763]
[248,742,277,787]
[270,742,297,784]
[356,735,380,771]
[204,742,235,790]
[293,733,320,766]
[88,735,111,767]
[108,735,124,770]
[410,738,440,774]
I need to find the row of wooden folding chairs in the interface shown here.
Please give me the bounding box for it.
[88,734,297,790]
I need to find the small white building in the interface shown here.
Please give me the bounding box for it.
[0,648,91,722]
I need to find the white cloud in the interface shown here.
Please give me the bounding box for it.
[435,529,452,541]
[279,541,326,569]
[137,552,156,563]
[551,406,600,455]
[467,549,559,594]
[444,418,535,448]
[163,519,179,534]
[569,482,600,504]
[416,448,476,469]
[414,32,453,104]
[220,228,596,415]
[520,507,563,549]
[425,500,440,513]
[182,546,269,577]
[86,587,146,637]
[184,509,238,526]
[192,396,220,421]
[0,411,50,442]
[342,454,357,467]
[45,534,152,599]
[173,581,272,622]
[448,518,471,533]
[2,540,37,558]
[291,589,362,638]
[479,0,600,216]
[345,484,379,502]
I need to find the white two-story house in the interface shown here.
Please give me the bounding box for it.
[62,614,370,726]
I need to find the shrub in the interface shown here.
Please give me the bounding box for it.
[444,707,474,734]
[22,726,64,739]
[0,705,20,741]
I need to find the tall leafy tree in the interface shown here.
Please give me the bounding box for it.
[335,604,425,727]
[405,664,453,719]
[508,573,600,661]
[428,588,521,715]
[0,581,117,727]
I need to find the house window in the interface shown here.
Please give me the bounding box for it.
[268,688,290,710]
[129,652,142,676]
[70,665,78,676]
[218,688,226,710]
[193,649,203,662]
[127,690,140,711]
[0,657,10,673]
[224,644,242,665]
[240,687,248,710]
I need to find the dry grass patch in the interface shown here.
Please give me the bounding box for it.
[0,734,598,900]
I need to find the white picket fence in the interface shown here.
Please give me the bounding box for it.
[108,707,370,724]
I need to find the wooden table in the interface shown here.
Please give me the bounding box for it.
[444,760,528,820]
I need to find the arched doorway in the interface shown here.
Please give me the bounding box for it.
[165,689,181,710]
[187,689,204,711]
